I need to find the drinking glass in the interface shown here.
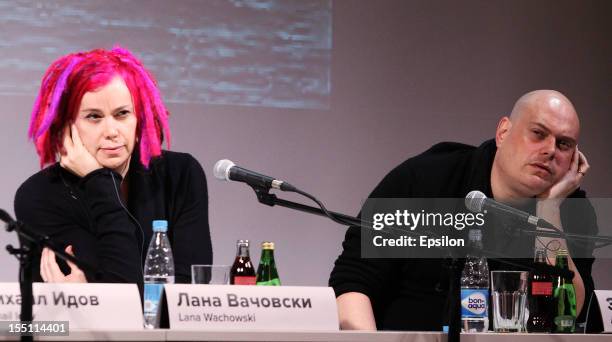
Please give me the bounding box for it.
[491,270,529,332]
[191,264,230,284]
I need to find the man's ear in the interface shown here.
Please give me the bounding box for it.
[495,116,512,147]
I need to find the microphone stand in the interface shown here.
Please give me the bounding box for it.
[249,185,365,227]
[506,227,612,247]
[1,210,99,342]
[248,185,468,340]
[444,255,462,342]
[5,220,34,342]
[244,186,611,341]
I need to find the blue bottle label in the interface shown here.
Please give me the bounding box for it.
[460,288,488,318]
[144,283,164,317]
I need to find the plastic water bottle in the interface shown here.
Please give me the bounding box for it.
[143,220,175,329]
[460,229,489,332]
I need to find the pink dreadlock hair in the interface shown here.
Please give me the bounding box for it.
[28,46,171,169]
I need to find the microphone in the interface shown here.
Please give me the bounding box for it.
[213,159,296,191]
[0,208,14,224]
[465,190,557,230]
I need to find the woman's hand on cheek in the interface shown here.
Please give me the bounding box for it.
[59,124,102,177]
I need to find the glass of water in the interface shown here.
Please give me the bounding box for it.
[491,271,528,332]
[191,265,230,284]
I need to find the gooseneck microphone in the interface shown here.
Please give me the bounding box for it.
[465,190,558,230]
[213,159,296,192]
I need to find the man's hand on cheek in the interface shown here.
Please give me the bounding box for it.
[537,147,589,202]
[59,124,102,177]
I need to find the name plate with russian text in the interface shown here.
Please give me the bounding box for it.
[165,284,339,331]
[0,282,143,330]
[594,290,612,333]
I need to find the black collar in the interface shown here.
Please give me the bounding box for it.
[465,138,496,198]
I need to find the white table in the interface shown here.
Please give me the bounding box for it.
[1,330,609,341]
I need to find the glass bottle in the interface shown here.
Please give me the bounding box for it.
[553,249,576,333]
[527,248,554,332]
[230,239,256,285]
[256,241,281,286]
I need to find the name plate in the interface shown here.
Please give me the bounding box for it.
[165,284,339,331]
[594,290,612,333]
[0,282,143,330]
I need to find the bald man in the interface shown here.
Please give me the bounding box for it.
[329,90,596,331]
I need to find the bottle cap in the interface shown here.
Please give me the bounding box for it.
[262,241,275,250]
[468,228,482,242]
[152,220,168,232]
[534,247,547,257]
[556,248,568,256]
[237,239,249,246]
[535,246,545,252]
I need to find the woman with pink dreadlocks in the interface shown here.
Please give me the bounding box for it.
[14,47,212,286]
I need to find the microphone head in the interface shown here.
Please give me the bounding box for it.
[0,209,14,224]
[213,159,235,181]
[465,190,486,213]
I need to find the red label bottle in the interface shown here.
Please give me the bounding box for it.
[230,240,256,285]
